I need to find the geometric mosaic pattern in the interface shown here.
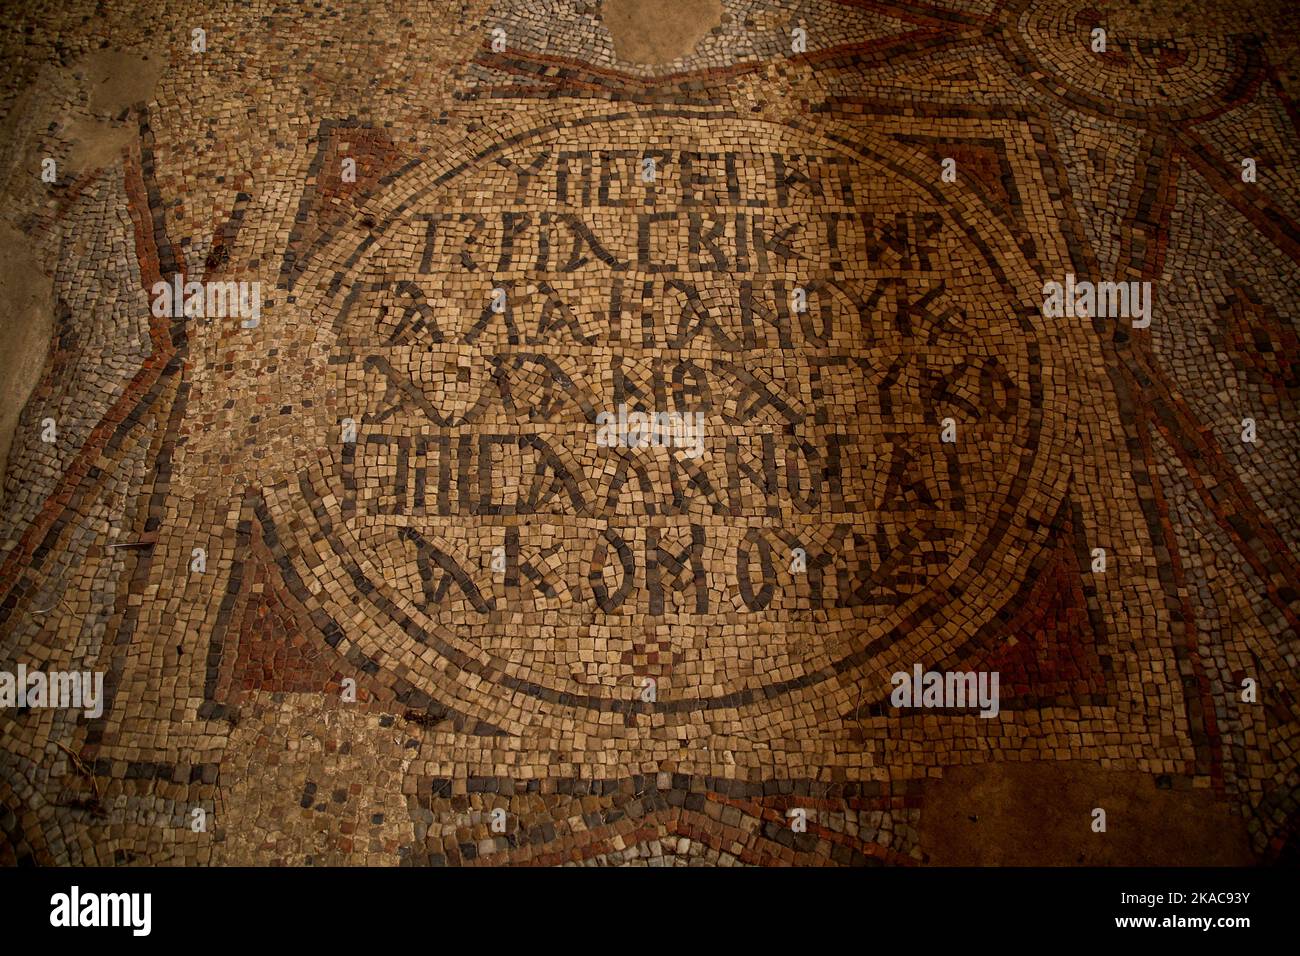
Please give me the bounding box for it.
[1,0,1296,866]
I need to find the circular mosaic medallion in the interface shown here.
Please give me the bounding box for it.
[284,109,1061,732]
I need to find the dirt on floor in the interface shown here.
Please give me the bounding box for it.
[922,760,1256,866]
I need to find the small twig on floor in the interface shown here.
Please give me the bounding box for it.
[55,740,101,802]
[29,575,70,615]
[31,597,73,615]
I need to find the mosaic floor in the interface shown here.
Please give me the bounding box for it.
[0,0,1297,867]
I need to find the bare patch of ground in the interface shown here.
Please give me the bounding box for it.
[66,50,164,174]
[77,49,165,118]
[0,223,54,492]
[0,49,164,500]
[922,761,1255,865]
[602,0,723,65]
